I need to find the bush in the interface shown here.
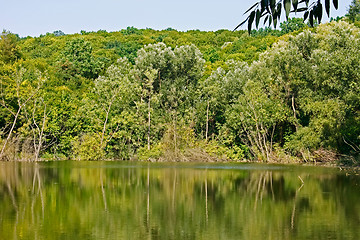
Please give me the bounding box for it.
[72,133,105,161]
[137,143,164,161]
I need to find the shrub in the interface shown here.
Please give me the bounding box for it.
[72,133,105,161]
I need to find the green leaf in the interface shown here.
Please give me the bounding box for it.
[292,0,298,12]
[299,0,310,6]
[317,3,323,23]
[244,2,259,15]
[273,16,278,28]
[248,11,256,34]
[304,11,309,21]
[273,4,281,23]
[263,15,269,25]
[262,0,271,14]
[261,0,268,11]
[284,0,291,19]
[298,7,308,12]
[256,9,261,28]
[325,0,330,17]
[291,7,307,12]
[309,10,314,27]
[270,0,276,11]
[234,16,249,31]
[333,0,338,10]
[277,3,282,16]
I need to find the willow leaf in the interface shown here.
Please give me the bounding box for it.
[325,0,330,16]
[333,0,338,10]
[284,0,291,19]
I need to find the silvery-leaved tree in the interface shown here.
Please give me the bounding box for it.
[135,43,205,155]
[236,0,339,33]
[135,43,204,120]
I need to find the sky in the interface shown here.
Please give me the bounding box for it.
[0,0,353,37]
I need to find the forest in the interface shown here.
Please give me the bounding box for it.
[0,6,360,164]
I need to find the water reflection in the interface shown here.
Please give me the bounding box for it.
[0,162,359,240]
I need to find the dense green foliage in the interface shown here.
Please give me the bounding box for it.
[1,20,359,164]
[347,0,360,26]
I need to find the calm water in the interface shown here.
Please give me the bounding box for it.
[0,161,359,240]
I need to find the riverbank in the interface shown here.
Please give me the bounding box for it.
[2,147,359,170]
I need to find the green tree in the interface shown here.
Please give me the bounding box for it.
[199,60,248,142]
[142,69,158,150]
[347,0,360,22]
[83,57,137,159]
[105,41,141,64]
[261,21,360,160]
[135,42,204,121]
[57,38,103,80]
[224,21,360,162]
[225,69,290,161]
[22,97,50,161]
[135,43,205,158]
[280,18,307,34]
[53,30,65,36]
[0,61,46,160]
[0,30,21,63]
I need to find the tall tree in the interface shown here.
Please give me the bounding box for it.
[93,57,136,151]
[347,0,360,22]
[142,69,158,150]
[57,38,103,81]
[0,30,21,63]
[0,63,46,160]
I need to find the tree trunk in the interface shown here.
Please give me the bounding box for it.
[292,95,298,131]
[0,107,21,160]
[173,112,177,157]
[206,100,209,142]
[101,100,113,148]
[34,105,47,161]
[0,73,41,160]
[147,96,151,150]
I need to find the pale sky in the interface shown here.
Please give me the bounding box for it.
[0,0,352,37]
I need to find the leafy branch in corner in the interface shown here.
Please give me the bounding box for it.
[235,0,339,33]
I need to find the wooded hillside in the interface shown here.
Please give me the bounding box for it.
[1,19,359,164]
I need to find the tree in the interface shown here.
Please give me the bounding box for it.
[135,42,204,122]
[23,98,50,161]
[93,58,136,153]
[0,63,46,160]
[57,38,103,80]
[105,41,141,64]
[134,43,205,157]
[347,0,360,22]
[53,30,65,36]
[0,30,21,63]
[142,69,158,150]
[199,60,248,142]
[236,0,340,33]
[224,20,360,162]
[280,17,307,33]
[227,80,289,161]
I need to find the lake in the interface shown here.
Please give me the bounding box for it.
[0,161,359,240]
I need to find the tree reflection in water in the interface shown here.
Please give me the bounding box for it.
[0,162,359,240]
